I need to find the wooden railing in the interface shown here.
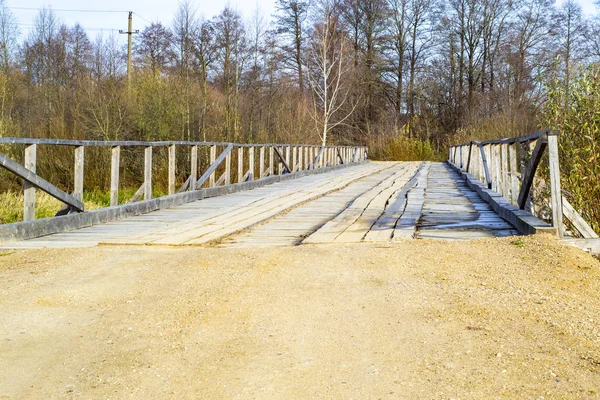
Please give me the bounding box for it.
[448,129,599,242]
[0,137,368,223]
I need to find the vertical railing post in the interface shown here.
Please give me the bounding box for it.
[225,148,231,185]
[168,144,176,195]
[238,146,244,183]
[110,145,120,207]
[501,143,509,198]
[548,131,564,238]
[144,146,152,200]
[292,146,297,172]
[209,145,216,187]
[269,146,274,176]
[248,146,254,181]
[74,145,84,202]
[509,143,518,205]
[285,146,290,172]
[190,145,198,190]
[259,146,265,178]
[24,144,37,221]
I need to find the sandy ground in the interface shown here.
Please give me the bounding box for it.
[1,235,599,399]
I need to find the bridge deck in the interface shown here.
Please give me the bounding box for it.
[1,162,518,249]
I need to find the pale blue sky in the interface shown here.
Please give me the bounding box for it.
[6,0,599,41]
[7,0,277,40]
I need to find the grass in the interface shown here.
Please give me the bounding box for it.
[0,187,167,225]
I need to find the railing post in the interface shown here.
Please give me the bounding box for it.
[501,143,509,198]
[285,146,290,172]
[144,146,152,200]
[24,144,37,221]
[299,146,304,171]
[110,145,120,207]
[74,146,84,202]
[269,146,274,176]
[190,145,198,190]
[248,146,254,181]
[209,145,216,187]
[238,146,244,183]
[168,144,176,195]
[509,143,518,205]
[225,148,231,185]
[548,131,564,238]
[292,146,297,172]
[259,146,265,178]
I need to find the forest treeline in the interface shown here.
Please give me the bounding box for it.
[0,0,598,154]
[0,0,599,227]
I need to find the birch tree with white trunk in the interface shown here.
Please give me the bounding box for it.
[307,0,358,147]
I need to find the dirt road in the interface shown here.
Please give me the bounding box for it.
[1,235,599,399]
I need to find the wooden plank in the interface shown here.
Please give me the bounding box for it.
[74,146,84,202]
[269,146,274,177]
[509,143,518,205]
[225,148,231,185]
[144,146,152,200]
[259,146,265,178]
[517,137,547,209]
[128,183,145,203]
[24,144,37,221]
[547,133,564,238]
[190,145,198,190]
[562,197,599,239]
[110,146,120,207]
[1,149,84,212]
[248,146,254,181]
[196,144,234,189]
[274,146,291,174]
[168,144,176,195]
[209,145,216,187]
[478,144,492,189]
[238,147,244,183]
[561,238,600,255]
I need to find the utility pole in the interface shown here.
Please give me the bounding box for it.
[119,11,139,88]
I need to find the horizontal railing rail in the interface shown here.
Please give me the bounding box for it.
[448,129,599,241]
[0,138,368,225]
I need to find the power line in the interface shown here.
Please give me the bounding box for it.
[7,6,130,13]
[133,12,152,24]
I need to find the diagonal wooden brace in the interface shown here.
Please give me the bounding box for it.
[196,144,234,188]
[274,146,291,174]
[0,150,84,212]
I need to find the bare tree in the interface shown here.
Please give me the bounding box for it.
[307,0,358,146]
[274,0,309,91]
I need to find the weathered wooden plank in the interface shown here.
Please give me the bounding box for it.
[74,146,84,201]
[248,146,254,181]
[547,132,564,238]
[1,149,85,213]
[168,144,176,195]
[509,143,518,205]
[238,147,244,183]
[196,144,234,189]
[209,145,216,187]
[190,145,198,191]
[274,146,291,174]
[259,146,265,178]
[144,146,152,200]
[562,197,598,239]
[517,137,547,209]
[24,144,37,221]
[561,238,600,255]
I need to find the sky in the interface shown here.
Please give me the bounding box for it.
[5,0,599,42]
[6,0,277,41]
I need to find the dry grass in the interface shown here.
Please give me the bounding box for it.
[0,191,104,225]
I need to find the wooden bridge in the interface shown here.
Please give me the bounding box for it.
[0,131,598,252]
